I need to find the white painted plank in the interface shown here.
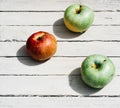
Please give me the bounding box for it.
[0,42,119,57]
[0,57,120,76]
[0,0,120,11]
[0,12,119,25]
[0,0,80,11]
[0,97,120,108]
[0,75,118,95]
[0,57,119,75]
[57,42,120,57]
[80,0,120,11]
[0,57,82,75]
[0,25,120,41]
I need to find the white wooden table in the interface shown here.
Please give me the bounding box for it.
[0,0,120,107]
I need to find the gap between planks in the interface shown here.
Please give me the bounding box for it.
[0,94,120,98]
[0,40,120,42]
[0,10,120,12]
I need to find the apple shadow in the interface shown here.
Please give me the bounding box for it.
[68,67,101,95]
[53,18,85,39]
[16,45,49,66]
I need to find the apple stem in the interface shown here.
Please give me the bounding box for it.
[76,9,81,14]
[96,63,101,69]
[103,59,106,62]
[76,6,81,14]
[91,62,102,69]
[37,36,43,41]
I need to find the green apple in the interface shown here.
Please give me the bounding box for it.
[64,4,94,33]
[81,54,115,89]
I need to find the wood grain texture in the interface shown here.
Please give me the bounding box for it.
[0,0,120,11]
[0,26,120,41]
[0,12,119,25]
[0,75,119,96]
[0,0,79,11]
[0,57,119,75]
[0,97,119,108]
[0,42,119,56]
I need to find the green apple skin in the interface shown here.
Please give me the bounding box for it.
[81,54,115,89]
[64,4,94,33]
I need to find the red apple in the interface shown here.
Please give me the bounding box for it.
[26,31,57,61]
